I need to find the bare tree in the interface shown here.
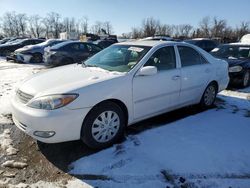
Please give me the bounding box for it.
[142,17,159,37]
[17,13,27,36]
[131,27,143,39]
[28,15,44,38]
[79,16,88,34]
[103,21,113,34]
[235,21,250,39]
[177,24,193,37]
[199,16,211,37]
[211,17,227,38]
[2,12,15,36]
[44,12,62,38]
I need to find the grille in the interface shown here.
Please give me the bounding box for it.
[16,89,34,104]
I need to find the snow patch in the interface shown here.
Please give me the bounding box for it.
[0,129,19,156]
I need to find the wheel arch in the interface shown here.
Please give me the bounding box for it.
[82,98,129,128]
[209,80,219,92]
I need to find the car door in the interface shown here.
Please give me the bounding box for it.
[78,43,90,61]
[177,45,211,105]
[132,46,181,120]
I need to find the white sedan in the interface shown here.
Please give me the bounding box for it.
[11,40,229,149]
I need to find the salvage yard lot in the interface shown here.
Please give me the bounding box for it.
[0,57,250,188]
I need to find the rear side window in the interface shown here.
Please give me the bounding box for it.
[178,46,207,67]
[86,44,102,53]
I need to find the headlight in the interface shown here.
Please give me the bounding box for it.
[27,94,78,110]
[229,66,243,73]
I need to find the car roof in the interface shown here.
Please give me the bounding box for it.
[116,40,178,47]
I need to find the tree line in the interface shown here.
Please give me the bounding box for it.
[0,11,113,38]
[0,11,249,42]
[124,17,250,42]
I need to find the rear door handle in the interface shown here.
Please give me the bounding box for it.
[172,75,181,80]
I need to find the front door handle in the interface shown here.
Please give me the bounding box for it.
[172,75,181,80]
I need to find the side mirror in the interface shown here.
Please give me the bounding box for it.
[137,66,157,76]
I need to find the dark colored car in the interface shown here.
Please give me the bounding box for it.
[0,38,44,57]
[7,39,66,63]
[184,39,219,52]
[43,41,103,67]
[0,38,12,45]
[211,44,250,88]
[94,39,118,48]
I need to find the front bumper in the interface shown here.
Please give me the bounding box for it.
[11,97,91,143]
[7,52,32,63]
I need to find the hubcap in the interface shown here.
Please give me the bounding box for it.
[204,85,216,106]
[91,111,120,143]
[243,71,250,87]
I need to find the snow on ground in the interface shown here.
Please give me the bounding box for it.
[0,59,92,188]
[0,59,45,124]
[0,179,91,188]
[70,91,250,187]
[1,57,250,187]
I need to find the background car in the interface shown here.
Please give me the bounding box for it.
[184,38,219,52]
[12,40,229,149]
[141,36,174,41]
[211,43,250,87]
[43,41,102,67]
[7,39,66,63]
[1,38,44,57]
[93,39,118,48]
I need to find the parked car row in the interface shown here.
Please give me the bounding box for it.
[1,35,249,88]
[0,37,118,66]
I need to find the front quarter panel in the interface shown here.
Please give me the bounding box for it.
[66,75,134,124]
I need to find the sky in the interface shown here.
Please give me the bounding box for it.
[0,0,249,35]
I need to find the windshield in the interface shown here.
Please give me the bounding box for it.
[211,45,250,59]
[84,45,151,72]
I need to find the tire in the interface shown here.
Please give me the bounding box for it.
[199,82,217,109]
[81,101,126,149]
[31,53,43,63]
[241,70,250,88]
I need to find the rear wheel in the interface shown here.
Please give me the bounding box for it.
[242,70,250,88]
[31,53,43,63]
[81,101,125,149]
[200,83,217,109]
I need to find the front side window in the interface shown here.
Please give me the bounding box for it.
[178,46,206,67]
[144,46,176,71]
[84,45,151,72]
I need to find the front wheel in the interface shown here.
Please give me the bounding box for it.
[242,70,250,88]
[31,53,43,63]
[81,101,125,149]
[200,83,217,109]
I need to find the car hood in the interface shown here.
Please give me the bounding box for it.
[223,58,250,67]
[0,43,16,48]
[15,45,38,52]
[18,64,125,97]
